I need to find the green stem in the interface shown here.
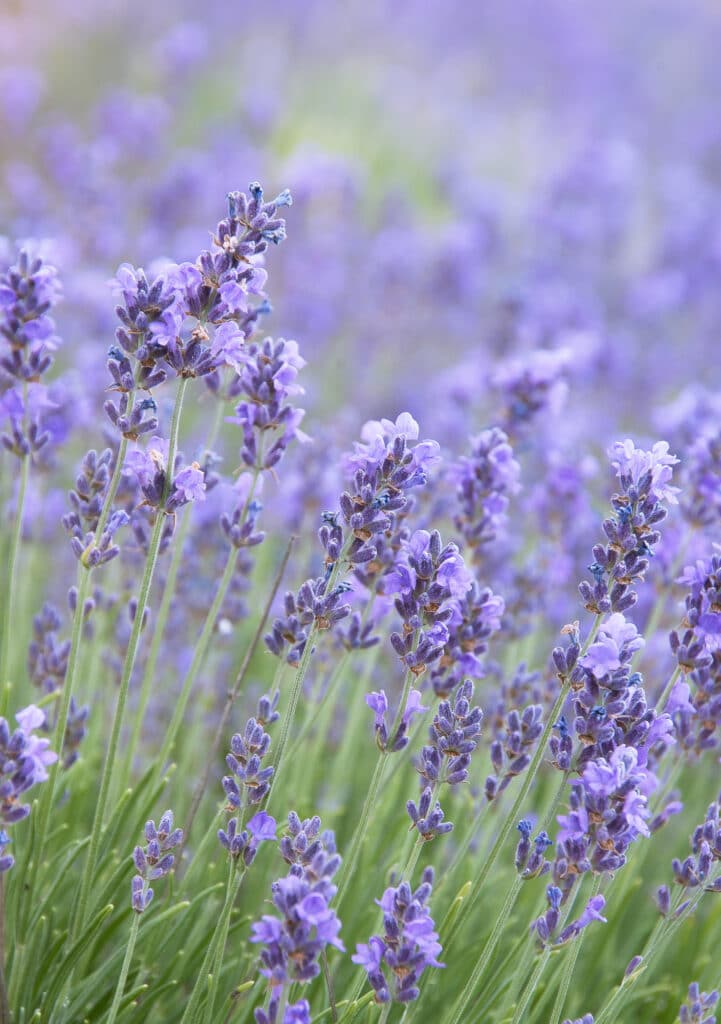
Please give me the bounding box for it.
[183,535,294,841]
[0,451,29,712]
[155,464,262,776]
[71,378,189,941]
[204,862,236,1024]
[445,874,525,1024]
[334,751,388,911]
[106,905,142,1024]
[180,864,244,1024]
[549,875,603,1024]
[124,395,227,776]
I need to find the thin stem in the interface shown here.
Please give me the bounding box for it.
[445,874,524,1024]
[124,396,227,775]
[184,534,294,840]
[154,464,263,776]
[71,377,189,941]
[180,863,245,1024]
[0,876,9,1024]
[72,507,168,942]
[0,451,29,712]
[106,907,142,1024]
[549,875,603,1024]
[321,950,338,1024]
[334,751,387,911]
[204,861,236,1024]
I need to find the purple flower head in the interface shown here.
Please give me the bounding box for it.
[580,613,644,679]
[131,810,183,913]
[678,981,719,1024]
[124,436,206,512]
[250,874,344,986]
[609,439,680,505]
[353,867,443,1004]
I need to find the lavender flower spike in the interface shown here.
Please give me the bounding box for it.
[131,810,183,913]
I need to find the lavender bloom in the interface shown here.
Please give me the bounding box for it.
[491,347,571,438]
[531,886,607,947]
[131,810,182,912]
[561,1016,594,1024]
[671,556,721,758]
[386,529,473,678]
[429,582,504,698]
[553,745,652,897]
[255,994,310,1024]
[450,426,521,563]
[0,246,61,383]
[0,247,62,457]
[680,430,721,529]
[218,810,277,866]
[667,794,721,896]
[222,692,279,809]
[366,688,427,753]
[124,436,206,512]
[266,413,440,665]
[579,439,678,616]
[678,982,719,1024]
[279,812,341,902]
[27,603,70,694]
[250,874,344,986]
[406,787,454,841]
[226,337,308,472]
[417,679,482,788]
[0,705,57,871]
[352,867,443,1004]
[514,821,553,879]
[486,702,544,802]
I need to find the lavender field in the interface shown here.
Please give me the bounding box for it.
[2,2,721,1022]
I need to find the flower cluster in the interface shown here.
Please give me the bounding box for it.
[250,862,344,987]
[222,694,279,809]
[579,440,678,615]
[678,982,719,1024]
[385,528,473,677]
[352,867,443,1004]
[131,810,183,912]
[0,705,57,871]
[531,884,607,947]
[450,426,521,563]
[0,247,62,458]
[266,413,440,665]
[428,582,504,698]
[671,555,721,758]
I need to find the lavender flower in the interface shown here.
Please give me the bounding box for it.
[531,885,607,947]
[27,603,70,694]
[218,810,277,865]
[450,426,521,563]
[366,687,427,753]
[250,873,344,986]
[124,436,206,512]
[386,529,473,678]
[0,705,57,870]
[579,439,678,615]
[222,696,279,809]
[352,867,443,1004]
[279,812,341,902]
[131,810,182,912]
[255,994,310,1024]
[678,982,719,1024]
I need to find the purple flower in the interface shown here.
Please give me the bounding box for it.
[131,810,183,913]
[609,439,680,505]
[580,613,644,678]
[353,867,443,1004]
